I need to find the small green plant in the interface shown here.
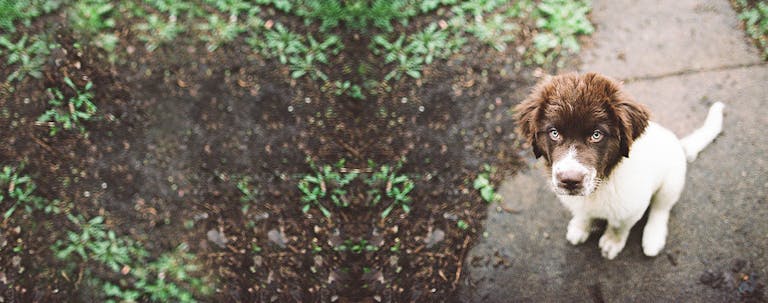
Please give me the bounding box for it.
[237,176,258,213]
[407,23,453,64]
[197,14,245,52]
[251,25,341,81]
[134,14,185,52]
[735,0,768,59]
[52,214,108,261]
[0,165,47,219]
[0,34,52,84]
[468,14,517,51]
[473,164,500,203]
[454,0,508,17]
[457,219,469,230]
[334,239,378,253]
[0,0,62,32]
[144,0,199,17]
[366,162,414,218]
[69,0,115,33]
[419,0,458,13]
[205,0,260,17]
[252,23,304,64]
[298,159,358,217]
[52,213,212,302]
[330,80,365,99]
[296,0,416,32]
[372,34,423,80]
[531,0,594,65]
[372,23,464,81]
[37,77,98,136]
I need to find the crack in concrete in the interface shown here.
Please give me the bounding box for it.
[620,61,768,83]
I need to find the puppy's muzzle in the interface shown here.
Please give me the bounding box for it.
[556,170,586,192]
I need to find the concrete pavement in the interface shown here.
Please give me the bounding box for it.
[459,0,768,301]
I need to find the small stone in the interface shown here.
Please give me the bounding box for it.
[267,229,287,248]
[253,255,263,267]
[424,229,445,248]
[207,229,228,249]
[11,256,21,267]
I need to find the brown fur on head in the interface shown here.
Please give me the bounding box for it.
[513,72,650,179]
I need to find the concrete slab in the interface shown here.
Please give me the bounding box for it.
[460,0,768,301]
[459,66,768,302]
[581,0,762,80]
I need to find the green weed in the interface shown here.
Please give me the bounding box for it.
[298,159,358,217]
[69,0,115,33]
[372,22,464,81]
[334,239,378,253]
[197,14,245,52]
[142,0,201,18]
[0,165,49,219]
[296,0,416,32]
[37,77,97,136]
[0,34,53,84]
[256,0,293,13]
[457,219,469,230]
[251,24,341,81]
[205,0,261,17]
[252,23,304,64]
[468,14,517,51]
[0,0,62,32]
[330,80,365,100]
[68,0,119,52]
[237,176,258,213]
[735,0,768,59]
[52,214,212,302]
[473,164,500,203]
[532,0,594,65]
[419,0,458,13]
[366,162,414,218]
[134,14,185,52]
[453,0,508,17]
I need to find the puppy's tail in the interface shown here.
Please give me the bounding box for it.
[680,102,725,162]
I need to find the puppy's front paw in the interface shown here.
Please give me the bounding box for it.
[642,228,667,257]
[566,224,590,245]
[599,232,626,260]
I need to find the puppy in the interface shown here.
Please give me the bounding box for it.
[514,72,724,259]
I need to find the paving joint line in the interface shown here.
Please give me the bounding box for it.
[620,61,768,83]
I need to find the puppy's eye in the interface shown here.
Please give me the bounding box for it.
[590,130,603,142]
[549,129,560,140]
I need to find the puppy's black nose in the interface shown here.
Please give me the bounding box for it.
[557,171,585,190]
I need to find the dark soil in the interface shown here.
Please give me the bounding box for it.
[0,7,543,302]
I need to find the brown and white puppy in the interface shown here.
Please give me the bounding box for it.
[514,72,724,259]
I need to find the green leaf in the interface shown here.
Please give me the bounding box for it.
[480,186,495,203]
[473,175,489,189]
[318,204,331,218]
[381,204,395,218]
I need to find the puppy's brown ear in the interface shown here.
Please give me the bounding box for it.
[614,97,650,158]
[514,78,551,158]
[583,72,650,157]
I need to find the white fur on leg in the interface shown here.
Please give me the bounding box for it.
[566,216,591,245]
[599,227,629,260]
[642,211,670,256]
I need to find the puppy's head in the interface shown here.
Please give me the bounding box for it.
[514,72,649,196]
